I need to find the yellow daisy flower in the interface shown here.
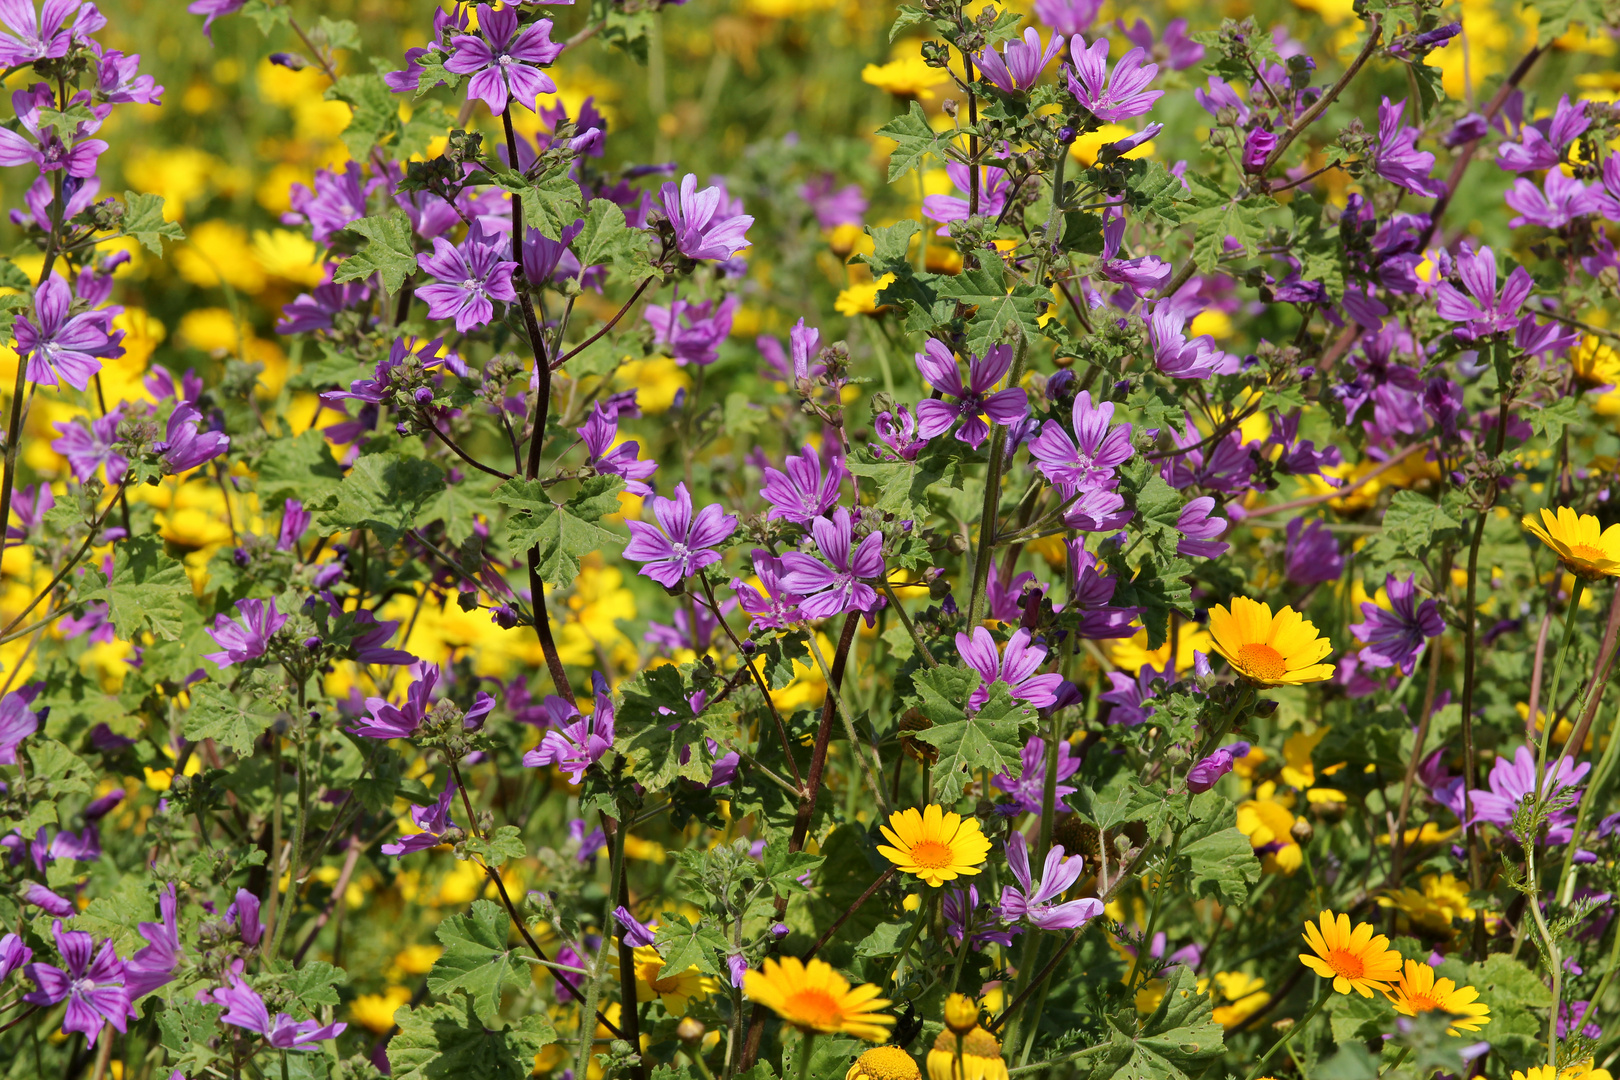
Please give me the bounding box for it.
[742,957,894,1041]
[633,945,719,1017]
[1208,597,1335,686]
[877,806,992,887]
[847,1046,923,1080]
[1298,910,1404,997]
[1383,960,1490,1034]
[1522,507,1620,579]
[926,1027,1009,1080]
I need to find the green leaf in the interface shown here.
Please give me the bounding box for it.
[936,262,1047,353]
[334,211,418,292]
[652,913,728,978]
[259,429,346,505]
[617,663,732,788]
[1080,966,1224,1080]
[327,72,399,159]
[1062,211,1105,254]
[183,684,277,753]
[864,220,920,267]
[1328,992,1392,1043]
[1185,175,1267,271]
[911,668,1032,804]
[1527,395,1582,443]
[240,0,291,32]
[570,198,652,284]
[876,102,946,181]
[1532,0,1612,44]
[315,452,447,548]
[422,470,500,547]
[496,475,624,587]
[315,15,361,50]
[430,900,526,1024]
[846,442,963,521]
[489,164,584,242]
[122,192,185,255]
[465,825,528,868]
[75,877,154,956]
[1180,804,1258,905]
[156,1000,225,1076]
[389,997,555,1080]
[80,536,192,641]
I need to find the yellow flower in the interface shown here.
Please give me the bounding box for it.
[612,357,690,415]
[252,229,326,287]
[349,987,412,1034]
[1522,507,1620,579]
[1280,728,1329,787]
[178,307,245,354]
[847,1046,923,1080]
[877,805,991,887]
[1208,597,1335,686]
[173,220,267,294]
[1298,911,1404,997]
[943,994,979,1034]
[925,1027,1008,1080]
[1377,873,1474,934]
[1384,960,1489,1034]
[394,944,443,974]
[633,945,718,1017]
[742,957,894,1041]
[1572,336,1620,390]
[1070,124,1155,167]
[1102,621,1211,673]
[862,55,949,100]
[1235,786,1302,873]
[1210,972,1270,1027]
[836,273,896,317]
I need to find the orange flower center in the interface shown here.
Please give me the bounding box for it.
[1324,949,1366,981]
[1568,543,1607,565]
[907,839,956,869]
[1403,991,1441,1012]
[1237,643,1287,682]
[785,987,844,1027]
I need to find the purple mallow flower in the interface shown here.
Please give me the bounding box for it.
[1100,660,1172,727]
[800,174,866,229]
[1284,516,1342,586]
[1147,302,1231,380]
[1496,95,1588,172]
[999,832,1102,929]
[659,174,754,262]
[731,549,804,631]
[1065,36,1162,123]
[284,162,378,243]
[416,222,519,332]
[779,506,884,620]
[0,933,31,981]
[1506,169,1602,230]
[204,599,287,669]
[227,888,264,946]
[761,446,846,525]
[15,276,117,392]
[24,922,130,1047]
[873,405,926,461]
[381,786,459,855]
[1176,496,1228,559]
[523,683,615,784]
[1117,17,1203,70]
[0,685,41,764]
[1097,216,1170,292]
[1373,98,1444,198]
[1067,544,1137,638]
[579,403,656,496]
[993,733,1080,814]
[913,340,1028,449]
[124,885,180,999]
[644,295,738,367]
[1187,741,1250,793]
[922,163,1009,231]
[444,4,563,116]
[1029,390,1132,491]
[613,906,657,948]
[210,974,347,1049]
[0,0,79,66]
[623,482,737,589]
[1035,0,1102,35]
[976,28,1064,93]
[1463,746,1589,831]
[155,401,229,474]
[1353,574,1445,676]
[1435,245,1532,340]
[957,627,1064,712]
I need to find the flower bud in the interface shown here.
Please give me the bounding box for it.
[944,993,980,1034]
[676,1018,705,1044]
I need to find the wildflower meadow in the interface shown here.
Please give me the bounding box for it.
[2,0,1620,1076]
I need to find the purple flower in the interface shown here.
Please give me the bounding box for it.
[800,174,866,229]
[731,549,804,631]
[1146,302,1231,380]
[1175,496,1228,559]
[1443,112,1488,148]
[1067,543,1137,638]
[1496,95,1588,172]
[24,882,75,916]
[522,691,614,784]
[1464,746,1589,830]
[0,0,77,66]
[0,933,31,981]
[1035,0,1102,35]
[1435,245,1532,340]
[204,599,287,669]
[1000,832,1101,929]
[1117,17,1203,70]
[416,222,519,332]
[24,922,130,1047]
[15,276,117,392]
[284,162,378,243]
[124,885,180,999]
[659,173,754,261]
[913,340,1028,449]
[993,734,1080,814]
[1063,486,1133,532]
[227,888,263,945]
[1100,660,1173,726]
[91,45,162,105]
[1065,36,1162,123]
[348,661,444,740]
[278,501,309,552]
[873,405,926,461]
[1374,98,1444,197]
[1029,390,1132,491]
[381,786,458,855]
[778,507,883,620]
[570,819,606,862]
[0,86,108,180]
[521,219,584,287]
[155,401,229,474]
[644,295,738,366]
[1353,574,1445,676]
[922,163,1009,231]
[210,974,347,1049]
[1187,741,1250,793]
[957,626,1064,711]
[1097,216,1170,291]
[761,446,846,524]
[348,609,416,665]
[1284,516,1342,586]
[613,906,657,948]
[0,685,40,764]
[1506,169,1602,229]
[976,27,1064,93]
[578,403,656,496]
[1243,128,1278,172]
[623,482,737,589]
[186,0,245,36]
[444,4,562,115]
[277,272,372,335]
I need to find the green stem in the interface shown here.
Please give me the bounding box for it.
[267,683,310,962]
[880,580,938,668]
[1559,694,1620,902]
[1534,577,1587,792]
[805,630,891,815]
[1242,990,1329,1080]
